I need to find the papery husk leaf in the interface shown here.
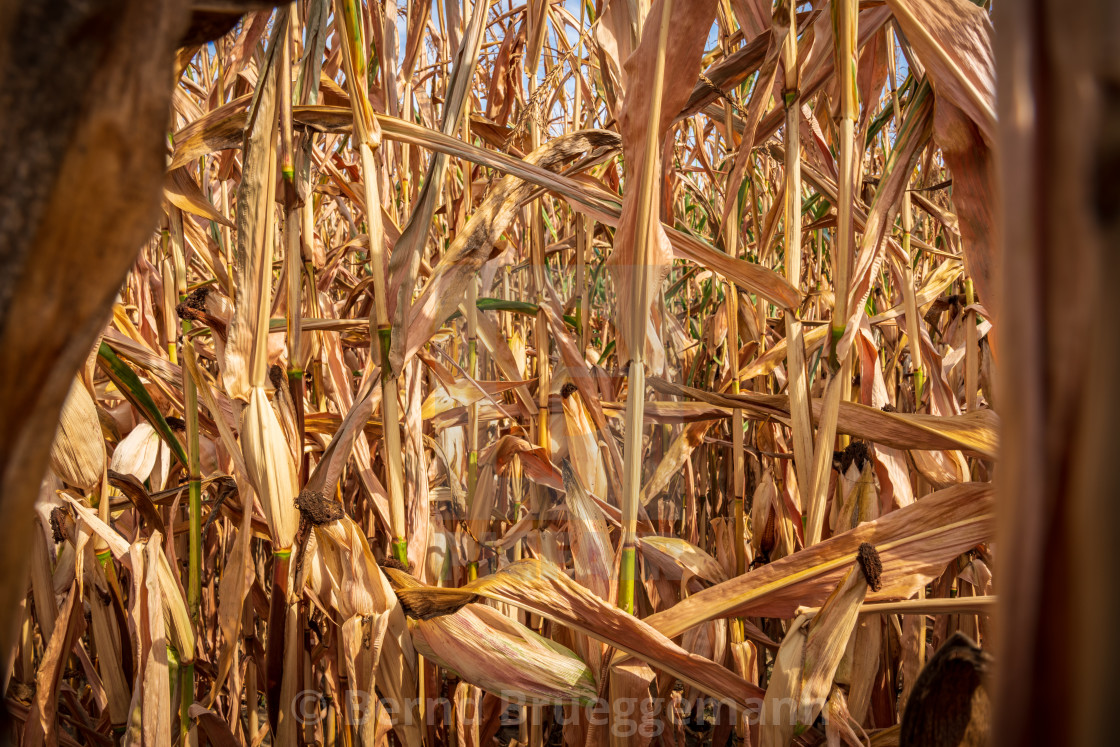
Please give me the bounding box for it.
[164,166,233,227]
[30,525,58,641]
[607,661,657,747]
[835,80,934,359]
[97,342,188,467]
[188,703,241,747]
[839,615,881,725]
[561,460,614,675]
[24,580,84,747]
[885,0,999,319]
[172,105,806,314]
[154,540,195,663]
[638,535,728,587]
[387,0,491,340]
[825,685,868,747]
[63,493,132,562]
[85,548,130,726]
[207,473,255,704]
[143,536,171,746]
[562,462,614,604]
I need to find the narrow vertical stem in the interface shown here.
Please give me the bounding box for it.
[888,28,924,409]
[781,0,814,513]
[358,142,408,564]
[333,0,408,561]
[723,100,751,744]
[221,180,234,297]
[247,655,259,743]
[184,354,202,623]
[281,8,307,484]
[830,0,858,348]
[466,275,480,582]
[576,217,588,350]
[527,1,551,561]
[618,0,673,614]
[170,206,199,738]
[721,99,745,578]
[965,277,978,412]
[161,257,178,364]
[179,661,195,746]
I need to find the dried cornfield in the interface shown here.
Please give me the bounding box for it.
[3,0,1110,744]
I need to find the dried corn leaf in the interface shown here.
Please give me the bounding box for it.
[645,482,993,633]
[411,602,597,706]
[392,559,766,713]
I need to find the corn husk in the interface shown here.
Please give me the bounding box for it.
[308,513,422,745]
[560,387,609,499]
[561,460,613,677]
[797,563,871,728]
[152,537,195,664]
[49,377,105,489]
[109,421,166,484]
[824,685,868,747]
[85,545,130,727]
[639,420,713,506]
[760,614,809,747]
[831,443,880,534]
[240,386,299,548]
